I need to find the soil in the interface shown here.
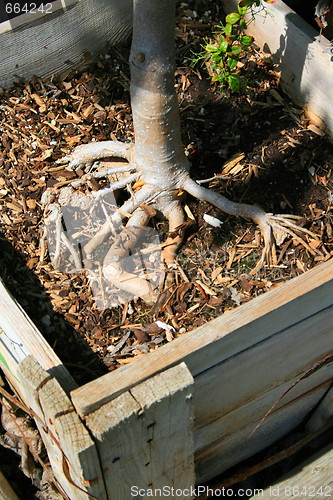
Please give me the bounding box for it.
[0,0,333,498]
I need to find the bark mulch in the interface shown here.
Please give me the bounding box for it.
[1,1,333,498]
[0,1,333,382]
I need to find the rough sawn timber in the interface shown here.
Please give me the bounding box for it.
[0,0,133,89]
[85,362,195,500]
[17,356,107,500]
[0,278,76,397]
[250,444,333,499]
[71,258,333,483]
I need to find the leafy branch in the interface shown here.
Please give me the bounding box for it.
[190,0,276,93]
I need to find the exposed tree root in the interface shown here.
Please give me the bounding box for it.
[42,143,322,305]
[182,177,320,273]
[56,140,133,170]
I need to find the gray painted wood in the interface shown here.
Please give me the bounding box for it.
[0,0,132,89]
[250,444,333,499]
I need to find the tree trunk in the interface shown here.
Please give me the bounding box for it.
[45,0,316,304]
[130,0,190,192]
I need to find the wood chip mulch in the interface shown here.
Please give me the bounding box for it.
[1,1,333,384]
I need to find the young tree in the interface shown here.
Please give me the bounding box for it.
[49,0,313,302]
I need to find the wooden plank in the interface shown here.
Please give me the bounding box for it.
[192,303,333,480]
[250,444,333,499]
[0,0,79,35]
[195,381,331,484]
[194,304,333,430]
[71,259,333,416]
[0,278,76,396]
[0,0,133,89]
[306,383,333,432]
[85,362,195,499]
[18,356,107,500]
[223,0,333,138]
[0,471,19,500]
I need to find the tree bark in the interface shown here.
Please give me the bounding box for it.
[130,0,190,191]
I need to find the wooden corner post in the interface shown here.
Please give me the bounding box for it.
[18,356,107,500]
[78,362,195,499]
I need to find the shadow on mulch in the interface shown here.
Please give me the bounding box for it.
[0,236,107,386]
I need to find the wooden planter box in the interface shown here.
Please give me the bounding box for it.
[1,256,333,499]
[1,2,333,499]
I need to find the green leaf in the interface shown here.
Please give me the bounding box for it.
[224,23,232,36]
[238,5,248,15]
[205,44,218,53]
[231,45,242,55]
[240,35,254,46]
[228,74,241,92]
[211,53,222,62]
[227,57,238,70]
[225,12,241,25]
[240,19,248,29]
[219,38,229,53]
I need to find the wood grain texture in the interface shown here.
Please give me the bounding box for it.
[223,0,333,138]
[71,258,333,416]
[196,383,331,484]
[85,362,195,500]
[306,383,333,432]
[18,356,107,500]
[250,444,333,499]
[0,278,76,395]
[194,304,333,430]
[0,472,20,500]
[0,0,133,89]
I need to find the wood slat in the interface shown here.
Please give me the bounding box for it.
[0,0,79,35]
[0,0,133,89]
[71,259,333,416]
[250,444,333,499]
[306,383,333,432]
[194,304,333,430]
[0,278,76,396]
[0,472,19,500]
[18,356,107,500]
[85,362,195,499]
[195,381,331,484]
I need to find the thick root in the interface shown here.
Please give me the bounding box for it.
[57,140,133,170]
[182,177,321,273]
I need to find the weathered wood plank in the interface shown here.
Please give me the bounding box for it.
[306,383,333,432]
[85,362,195,500]
[0,471,19,500]
[0,279,76,396]
[18,356,107,500]
[250,444,333,499]
[192,302,333,481]
[0,0,78,34]
[223,0,333,137]
[71,259,333,416]
[195,381,331,484]
[194,303,333,429]
[0,0,133,89]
